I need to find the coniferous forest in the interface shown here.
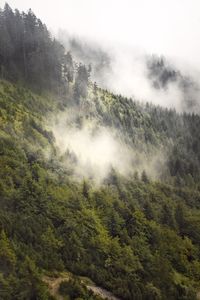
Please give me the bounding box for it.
[1,3,200,300]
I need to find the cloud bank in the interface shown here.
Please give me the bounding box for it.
[59,33,200,113]
[50,108,167,183]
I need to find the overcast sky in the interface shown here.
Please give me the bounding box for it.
[1,0,200,67]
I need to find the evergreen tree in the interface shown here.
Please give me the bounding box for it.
[74,64,90,103]
[141,170,149,183]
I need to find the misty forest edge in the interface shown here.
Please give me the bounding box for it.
[1,3,200,300]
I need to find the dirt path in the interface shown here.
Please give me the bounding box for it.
[43,274,121,300]
[87,285,120,300]
[43,275,69,300]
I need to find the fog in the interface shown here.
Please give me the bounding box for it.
[4,0,200,112]
[50,108,167,183]
[5,0,200,66]
[59,33,200,113]
[2,0,200,180]
[50,109,130,182]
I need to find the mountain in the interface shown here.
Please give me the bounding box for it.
[59,34,200,114]
[146,55,200,113]
[0,4,200,300]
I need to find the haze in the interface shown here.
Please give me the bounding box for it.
[2,0,200,67]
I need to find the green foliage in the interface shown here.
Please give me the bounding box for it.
[0,5,200,299]
[59,278,99,300]
[0,230,16,274]
[74,64,90,103]
[1,76,200,299]
[0,4,73,91]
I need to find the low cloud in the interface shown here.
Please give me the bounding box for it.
[49,108,167,183]
[59,32,200,114]
[51,110,132,182]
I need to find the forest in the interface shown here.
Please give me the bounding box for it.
[1,3,200,300]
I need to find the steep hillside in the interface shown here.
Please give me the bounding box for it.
[1,4,200,300]
[1,78,200,300]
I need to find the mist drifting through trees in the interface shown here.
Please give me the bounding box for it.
[1,3,200,300]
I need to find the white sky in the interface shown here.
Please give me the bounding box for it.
[1,0,200,67]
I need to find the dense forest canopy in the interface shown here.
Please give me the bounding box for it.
[0,3,75,90]
[0,3,200,300]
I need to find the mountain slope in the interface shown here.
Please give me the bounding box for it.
[1,78,200,300]
[0,4,200,300]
